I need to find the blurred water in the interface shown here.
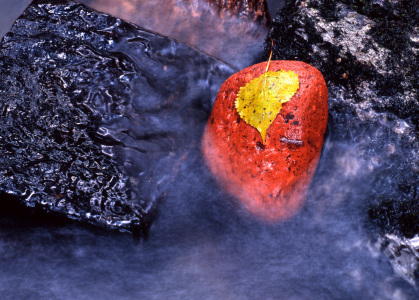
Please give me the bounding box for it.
[266,0,285,16]
[0,0,31,38]
[78,0,270,70]
[0,138,417,299]
[0,1,418,299]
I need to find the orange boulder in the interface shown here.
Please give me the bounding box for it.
[202,60,328,221]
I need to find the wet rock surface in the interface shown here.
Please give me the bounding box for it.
[0,0,234,235]
[267,0,417,285]
[379,234,419,286]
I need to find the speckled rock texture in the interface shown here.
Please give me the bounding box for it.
[267,0,417,284]
[0,0,234,235]
[202,61,328,221]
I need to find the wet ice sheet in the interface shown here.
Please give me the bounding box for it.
[0,0,234,233]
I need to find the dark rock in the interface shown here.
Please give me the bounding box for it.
[268,0,418,234]
[267,0,418,284]
[0,0,234,235]
[369,181,419,239]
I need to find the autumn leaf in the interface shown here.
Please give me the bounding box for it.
[235,68,299,144]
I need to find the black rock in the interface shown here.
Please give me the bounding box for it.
[0,0,235,235]
[267,0,418,285]
[268,0,418,237]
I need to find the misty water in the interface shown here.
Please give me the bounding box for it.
[1,130,416,299]
[0,1,418,299]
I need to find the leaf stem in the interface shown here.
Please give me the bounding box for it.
[262,39,274,143]
[265,39,273,73]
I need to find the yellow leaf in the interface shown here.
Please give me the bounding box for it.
[235,69,299,143]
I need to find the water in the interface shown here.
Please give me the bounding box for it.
[0,147,416,299]
[0,119,416,298]
[0,0,31,38]
[78,0,271,70]
[0,1,418,299]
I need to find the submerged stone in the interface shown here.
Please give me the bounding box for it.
[0,0,234,235]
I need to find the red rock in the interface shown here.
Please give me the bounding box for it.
[202,60,328,221]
